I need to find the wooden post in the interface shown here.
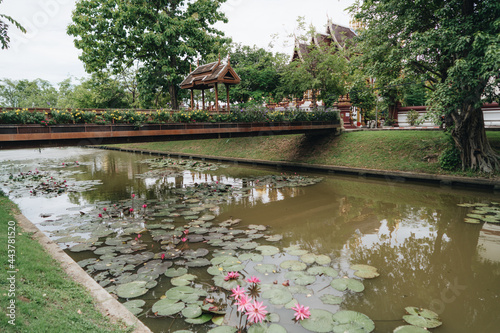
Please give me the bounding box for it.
[226,84,230,112]
[215,83,219,114]
[190,89,194,110]
[202,89,205,111]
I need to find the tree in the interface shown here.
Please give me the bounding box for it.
[67,0,229,110]
[70,74,129,109]
[0,78,58,108]
[0,0,26,49]
[350,0,500,172]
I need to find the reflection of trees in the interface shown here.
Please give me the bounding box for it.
[343,201,500,333]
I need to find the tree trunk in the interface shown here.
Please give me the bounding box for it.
[169,84,179,110]
[451,106,500,173]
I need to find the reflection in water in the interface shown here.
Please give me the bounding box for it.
[1,148,499,333]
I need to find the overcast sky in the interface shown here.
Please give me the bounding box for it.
[0,0,355,86]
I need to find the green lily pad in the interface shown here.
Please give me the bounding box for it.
[403,307,442,329]
[165,267,188,277]
[307,266,339,278]
[181,304,202,318]
[300,309,336,333]
[301,254,332,265]
[171,274,197,286]
[115,281,149,299]
[464,218,481,224]
[238,253,264,262]
[331,310,375,333]
[123,299,145,315]
[320,294,343,305]
[262,288,294,305]
[185,258,211,267]
[256,245,280,256]
[285,271,316,286]
[330,278,365,292]
[247,323,287,333]
[207,265,225,276]
[393,326,428,333]
[207,326,237,333]
[212,315,225,325]
[152,299,185,316]
[185,313,213,324]
[351,264,380,279]
[254,263,277,274]
[166,286,198,302]
[280,260,307,271]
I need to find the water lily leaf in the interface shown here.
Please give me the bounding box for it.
[239,241,259,250]
[262,288,294,305]
[166,286,198,302]
[171,274,197,286]
[307,266,339,278]
[256,245,280,256]
[351,264,380,279]
[213,275,244,290]
[464,218,481,224]
[247,323,287,333]
[238,253,264,262]
[300,254,331,265]
[254,264,277,274]
[403,307,442,329]
[152,299,185,316]
[330,278,365,292]
[70,243,95,252]
[285,271,316,285]
[300,309,337,333]
[185,313,213,324]
[331,310,375,333]
[207,326,237,333]
[268,313,280,323]
[212,315,225,325]
[393,326,428,333]
[280,260,307,271]
[185,258,211,267]
[123,299,145,315]
[115,281,149,299]
[320,294,343,305]
[264,234,283,242]
[165,267,188,277]
[181,304,202,319]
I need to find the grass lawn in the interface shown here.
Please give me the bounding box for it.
[0,194,133,333]
[112,130,500,178]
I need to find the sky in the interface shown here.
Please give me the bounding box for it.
[0,0,356,86]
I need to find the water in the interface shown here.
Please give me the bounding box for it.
[1,147,499,333]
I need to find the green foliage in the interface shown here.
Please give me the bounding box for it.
[67,0,229,109]
[172,110,211,123]
[0,79,58,108]
[50,109,74,124]
[150,110,171,123]
[439,146,461,171]
[0,108,45,124]
[0,5,26,49]
[406,110,422,126]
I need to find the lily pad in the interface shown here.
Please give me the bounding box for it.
[330,278,365,292]
[301,254,332,265]
[307,266,339,278]
[254,263,277,274]
[152,298,185,316]
[171,274,197,286]
[181,304,202,319]
[331,310,375,333]
[115,281,149,299]
[300,309,336,333]
[165,267,188,277]
[285,271,316,286]
[320,294,343,305]
[238,253,264,262]
[247,323,287,333]
[185,313,213,324]
[351,264,380,279]
[402,307,442,329]
[207,326,237,333]
[256,245,280,256]
[123,299,145,315]
[280,260,307,271]
[262,288,294,305]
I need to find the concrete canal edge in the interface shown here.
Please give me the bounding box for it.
[15,213,152,333]
[93,145,500,192]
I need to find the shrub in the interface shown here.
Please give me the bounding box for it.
[51,109,74,124]
[406,109,422,126]
[151,110,171,123]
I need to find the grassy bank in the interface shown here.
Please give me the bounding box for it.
[0,194,132,333]
[113,130,500,177]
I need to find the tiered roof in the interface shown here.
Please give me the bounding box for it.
[180,57,241,90]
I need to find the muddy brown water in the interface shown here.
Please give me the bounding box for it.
[1,147,499,333]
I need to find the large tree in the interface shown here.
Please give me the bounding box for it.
[350,0,500,172]
[67,0,229,109]
[0,0,25,49]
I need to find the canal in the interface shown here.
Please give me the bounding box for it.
[0,147,498,333]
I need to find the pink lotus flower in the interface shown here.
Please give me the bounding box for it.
[103,207,107,211]
[292,303,311,321]
[161,253,165,260]
[129,208,134,212]
[98,213,103,218]
[181,237,187,242]
[230,285,246,300]
[224,271,240,281]
[137,234,141,239]
[246,276,260,284]
[142,204,147,208]
[131,194,135,198]
[246,300,268,323]
[183,229,189,235]
[235,294,251,312]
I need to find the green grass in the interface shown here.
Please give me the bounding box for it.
[112,130,500,178]
[0,194,133,333]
